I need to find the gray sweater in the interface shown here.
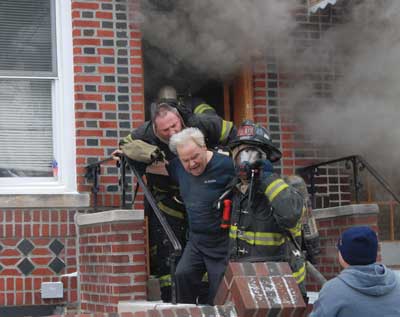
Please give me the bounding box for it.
[310,264,400,317]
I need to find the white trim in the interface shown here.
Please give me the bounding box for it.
[0,0,76,195]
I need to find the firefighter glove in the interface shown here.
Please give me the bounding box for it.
[121,139,164,164]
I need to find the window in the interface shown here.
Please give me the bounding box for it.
[0,0,75,194]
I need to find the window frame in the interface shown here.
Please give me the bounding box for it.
[0,0,76,194]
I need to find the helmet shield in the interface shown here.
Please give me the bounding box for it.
[229,120,282,162]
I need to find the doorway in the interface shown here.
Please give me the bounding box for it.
[142,40,226,120]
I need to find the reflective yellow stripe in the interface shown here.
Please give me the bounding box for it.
[157,201,185,219]
[288,222,302,238]
[292,263,306,284]
[159,274,171,288]
[120,134,134,145]
[194,103,214,114]
[219,120,233,143]
[265,179,289,202]
[202,272,208,282]
[229,225,285,246]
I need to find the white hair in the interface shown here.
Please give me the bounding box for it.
[169,127,206,154]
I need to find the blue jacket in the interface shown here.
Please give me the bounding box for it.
[310,264,400,317]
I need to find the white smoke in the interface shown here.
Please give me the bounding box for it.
[289,0,400,188]
[137,0,295,77]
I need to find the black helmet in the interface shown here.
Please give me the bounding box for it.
[228,120,282,162]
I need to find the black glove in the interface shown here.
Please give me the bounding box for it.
[253,159,274,178]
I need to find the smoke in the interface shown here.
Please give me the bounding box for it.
[134,0,399,188]
[286,0,400,188]
[137,0,295,78]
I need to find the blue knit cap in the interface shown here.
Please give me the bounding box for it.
[337,226,378,265]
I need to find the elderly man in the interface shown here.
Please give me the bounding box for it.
[168,127,235,305]
[113,101,235,302]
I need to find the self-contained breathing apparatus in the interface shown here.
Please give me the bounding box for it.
[217,120,321,261]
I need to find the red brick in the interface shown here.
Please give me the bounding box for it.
[97,30,115,37]
[75,75,102,83]
[73,20,100,28]
[74,56,101,64]
[75,93,102,101]
[76,129,103,137]
[98,66,115,73]
[72,2,99,9]
[73,38,101,46]
[98,48,115,55]
[96,11,113,19]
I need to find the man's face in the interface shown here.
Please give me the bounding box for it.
[154,111,183,141]
[177,140,208,176]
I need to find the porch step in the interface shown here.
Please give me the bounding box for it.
[117,300,199,314]
[118,300,237,316]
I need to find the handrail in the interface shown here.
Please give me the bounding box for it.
[297,154,400,208]
[357,155,400,204]
[85,156,128,210]
[85,155,182,304]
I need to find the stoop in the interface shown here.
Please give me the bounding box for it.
[215,261,307,316]
[118,300,237,316]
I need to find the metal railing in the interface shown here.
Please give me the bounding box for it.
[297,155,400,240]
[85,155,182,303]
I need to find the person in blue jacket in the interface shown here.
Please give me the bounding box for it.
[168,127,235,305]
[310,226,400,317]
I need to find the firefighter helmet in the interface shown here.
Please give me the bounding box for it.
[228,120,282,162]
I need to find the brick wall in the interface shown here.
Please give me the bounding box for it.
[252,2,346,176]
[76,210,147,313]
[73,0,145,209]
[306,204,379,291]
[0,209,77,308]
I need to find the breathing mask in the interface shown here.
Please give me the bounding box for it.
[233,145,266,181]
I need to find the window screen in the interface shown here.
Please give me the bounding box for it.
[0,0,56,177]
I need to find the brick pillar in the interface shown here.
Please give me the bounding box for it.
[215,262,306,316]
[76,209,147,313]
[306,203,379,291]
[72,0,145,209]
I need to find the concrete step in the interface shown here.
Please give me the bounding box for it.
[118,300,198,314]
[118,300,238,316]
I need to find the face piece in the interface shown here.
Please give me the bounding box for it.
[232,145,266,182]
[234,147,264,166]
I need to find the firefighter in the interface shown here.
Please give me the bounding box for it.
[227,120,307,298]
[158,85,217,115]
[112,100,235,302]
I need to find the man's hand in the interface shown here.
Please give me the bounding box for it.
[112,149,123,161]
[253,159,274,178]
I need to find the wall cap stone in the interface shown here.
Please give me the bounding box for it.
[76,209,144,226]
[313,203,379,219]
[0,193,90,208]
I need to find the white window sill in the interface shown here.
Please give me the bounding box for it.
[0,193,90,209]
